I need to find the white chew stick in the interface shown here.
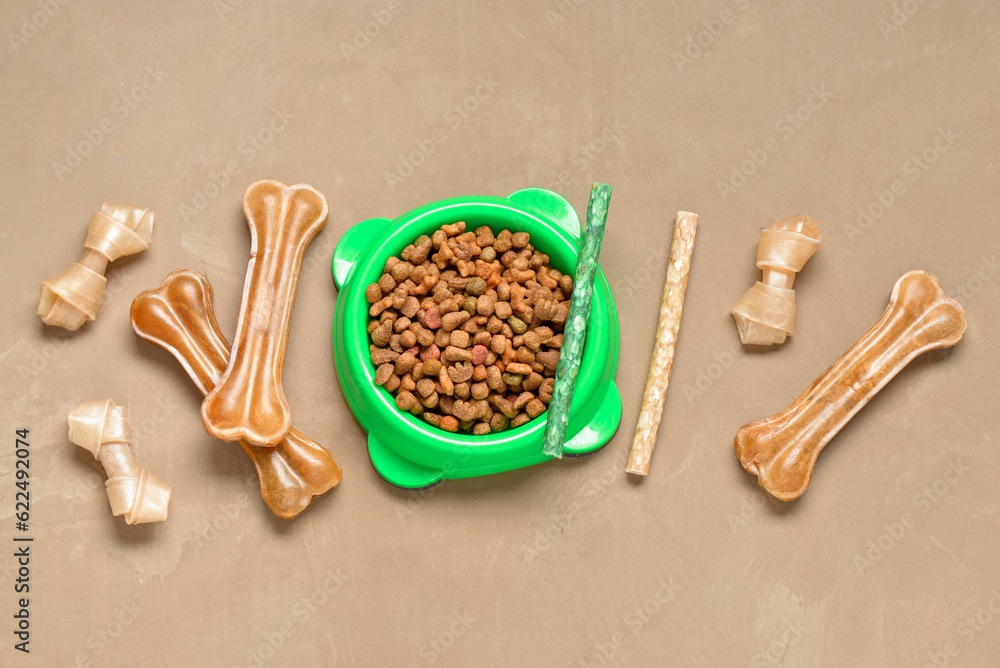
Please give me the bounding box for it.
[626,212,698,476]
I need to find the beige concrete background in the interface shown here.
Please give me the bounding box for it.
[2,1,999,666]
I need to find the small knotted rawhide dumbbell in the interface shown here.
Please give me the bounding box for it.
[731,215,820,346]
[38,203,154,331]
[68,399,170,524]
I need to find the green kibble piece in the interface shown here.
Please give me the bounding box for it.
[466,277,488,296]
[508,316,527,334]
[414,234,431,246]
[480,247,496,262]
[464,296,478,314]
[502,372,523,386]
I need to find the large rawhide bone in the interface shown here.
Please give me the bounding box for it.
[131,269,342,519]
[735,270,966,501]
[731,215,820,346]
[68,399,170,524]
[201,179,329,445]
[38,203,154,330]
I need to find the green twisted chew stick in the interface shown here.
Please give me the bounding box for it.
[542,183,612,458]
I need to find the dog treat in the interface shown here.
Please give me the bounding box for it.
[731,215,820,346]
[131,269,342,519]
[627,211,698,476]
[68,399,170,524]
[38,203,154,330]
[542,183,611,458]
[735,270,966,501]
[366,221,571,434]
[201,180,329,445]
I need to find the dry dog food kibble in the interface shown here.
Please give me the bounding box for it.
[366,221,572,434]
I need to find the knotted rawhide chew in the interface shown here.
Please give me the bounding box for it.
[68,399,170,524]
[201,180,329,446]
[731,214,820,346]
[542,183,611,458]
[131,269,342,519]
[38,203,154,331]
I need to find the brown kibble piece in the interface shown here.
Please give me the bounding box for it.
[416,378,436,397]
[511,413,530,428]
[395,390,419,412]
[422,358,443,376]
[365,284,382,304]
[526,398,546,418]
[444,346,472,363]
[442,310,470,332]
[473,422,491,435]
[374,363,394,385]
[505,362,532,376]
[440,415,459,432]
[523,372,544,392]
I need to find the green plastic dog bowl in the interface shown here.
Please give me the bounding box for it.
[331,188,621,489]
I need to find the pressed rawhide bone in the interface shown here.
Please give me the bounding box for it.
[68,399,170,524]
[627,211,698,476]
[735,270,966,501]
[201,179,329,445]
[131,269,342,519]
[731,215,820,346]
[38,203,154,330]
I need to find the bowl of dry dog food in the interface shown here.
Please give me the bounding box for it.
[331,188,620,488]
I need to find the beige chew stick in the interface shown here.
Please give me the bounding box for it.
[626,212,698,476]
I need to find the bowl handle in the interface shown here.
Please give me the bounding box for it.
[332,217,394,289]
[368,432,445,489]
[507,188,581,240]
[562,381,622,456]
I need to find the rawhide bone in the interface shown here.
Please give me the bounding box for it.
[131,269,342,519]
[735,270,966,501]
[201,179,329,445]
[731,215,820,346]
[38,203,154,331]
[68,399,170,524]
